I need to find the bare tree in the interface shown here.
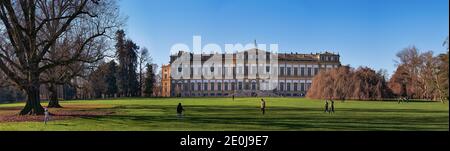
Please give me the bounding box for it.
[153,69,162,97]
[308,66,392,100]
[138,47,150,96]
[390,43,449,102]
[394,46,423,99]
[0,0,122,115]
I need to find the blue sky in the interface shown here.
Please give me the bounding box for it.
[119,0,449,76]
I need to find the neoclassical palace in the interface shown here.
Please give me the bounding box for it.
[161,49,340,97]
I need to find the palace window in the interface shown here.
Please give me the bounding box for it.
[224,82,228,91]
[294,83,298,91]
[183,84,188,91]
[280,82,284,91]
[287,67,291,76]
[287,83,291,91]
[300,67,305,76]
[300,83,305,91]
[307,67,312,77]
[217,83,222,91]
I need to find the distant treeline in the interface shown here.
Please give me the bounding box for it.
[0,87,25,103]
[0,30,160,104]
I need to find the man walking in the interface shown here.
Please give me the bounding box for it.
[260,98,266,115]
[324,100,329,113]
[177,103,185,118]
[330,100,335,113]
[44,107,50,125]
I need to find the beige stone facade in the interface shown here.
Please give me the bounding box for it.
[164,49,340,97]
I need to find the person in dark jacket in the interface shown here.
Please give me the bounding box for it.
[177,103,185,118]
[324,100,329,113]
[260,99,266,115]
[330,100,335,113]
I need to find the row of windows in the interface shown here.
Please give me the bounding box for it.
[174,82,311,92]
[173,92,308,97]
[279,82,311,92]
[192,54,338,62]
[321,56,339,62]
[175,82,250,91]
[174,93,231,97]
[177,66,321,77]
[280,67,318,77]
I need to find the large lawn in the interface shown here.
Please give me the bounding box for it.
[0,97,448,131]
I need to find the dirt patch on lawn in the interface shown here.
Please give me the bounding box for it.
[0,105,115,123]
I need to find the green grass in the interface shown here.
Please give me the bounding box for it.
[0,97,448,131]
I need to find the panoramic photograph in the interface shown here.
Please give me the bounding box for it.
[0,0,448,133]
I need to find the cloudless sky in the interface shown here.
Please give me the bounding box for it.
[119,0,449,76]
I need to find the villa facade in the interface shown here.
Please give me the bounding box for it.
[162,49,341,97]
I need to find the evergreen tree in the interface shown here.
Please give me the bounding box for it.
[144,63,156,97]
[115,30,140,97]
[115,30,127,97]
[105,61,118,97]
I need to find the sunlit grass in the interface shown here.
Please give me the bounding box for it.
[0,97,448,131]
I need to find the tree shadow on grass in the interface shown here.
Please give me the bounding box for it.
[112,104,448,114]
[80,105,448,131]
[81,114,448,131]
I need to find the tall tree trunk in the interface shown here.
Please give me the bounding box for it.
[20,81,44,115]
[48,84,63,108]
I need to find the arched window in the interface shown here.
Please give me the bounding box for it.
[280,82,285,91]
[210,66,214,72]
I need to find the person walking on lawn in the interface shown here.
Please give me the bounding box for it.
[330,100,335,113]
[44,107,50,124]
[260,98,266,115]
[177,103,185,118]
